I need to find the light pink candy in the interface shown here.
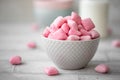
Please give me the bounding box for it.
[80,29,90,36]
[51,16,66,28]
[44,66,59,76]
[61,23,70,33]
[78,24,83,31]
[42,12,100,41]
[68,28,81,36]
[81,18,95,31]
[89,30,100,39]
[80,35,91,40]
[95,64,109,73]
[48,29,67,40]
[43,27,51,37]
[50,24,59,33]
[27,42,36,48]
[67,35,80,41]
[112,40,120,47]
[67,20,78,30]
[9,56,22,65]
[64,16,71,21]
[71,12,81,25]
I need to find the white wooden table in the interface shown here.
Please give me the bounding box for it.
[0,24,120,80]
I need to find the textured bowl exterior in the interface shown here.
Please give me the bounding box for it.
[40,36,100,70]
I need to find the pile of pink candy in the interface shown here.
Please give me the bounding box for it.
[43,12,100,41]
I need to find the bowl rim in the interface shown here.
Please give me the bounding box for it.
[40,35,100,43]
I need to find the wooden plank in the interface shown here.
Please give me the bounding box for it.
[1,73,120,80]
[92,52,108,61]
[0,73,18,80]
[0,24,42,35]
[12,73,78,80]
[78,75,120,80]
[0,61,14,73]
[14,61,120,75]
[0,50,50,61]
[0,39,42,50]
[14,61,58,74]
[107,50,120,61]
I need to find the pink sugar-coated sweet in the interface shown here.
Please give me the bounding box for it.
[78,24,83,31]
[43,27,51,37]
[48,33,54,39]
[68,28,81,36]
[67,35,80,41]
[48,29,67,40]
[50,24,59,33]
[71,12,81,25]
[42,12,100,41]
[44,66,59,76]
[95,64,109,73]
[81,18,95,31]
[67,20,78,30]
[64,16,71,21]
[27,42,36,48]
[80,28,90,36]
[89,30,100,39]
[51,16,66,28]
[61,23,70,33]
[9,56,22,65]
[80,35,91,40]
[112,40,120,47]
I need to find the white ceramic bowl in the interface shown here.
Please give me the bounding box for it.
[40,35,100,70]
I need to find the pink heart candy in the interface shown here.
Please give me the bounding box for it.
[67,20,78,30]
[44,66,59,76]
[51,16,66,28]
[71,12,81,25]
[61,23,70,33]
[27,42,36,48]
[80,35,91,41]
[9,56,22,65]
[48,29,67,40]
[95,64,109,73]
[67,35,80,41]
[43,27,51,37]
[68,28,81,36]
[112,40,120,47]
[89,30,100,39]
[81,18,95,31]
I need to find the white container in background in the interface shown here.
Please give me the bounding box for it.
[79,0,109,38]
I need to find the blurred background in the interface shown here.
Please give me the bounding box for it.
[0,0,120,36]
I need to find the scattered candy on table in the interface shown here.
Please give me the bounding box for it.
[27,42,37,49]
[44,66,59,76]
[95,64,109,74]
[43,12,100,41]
[112,40,120,48]
[9,56,22,65]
